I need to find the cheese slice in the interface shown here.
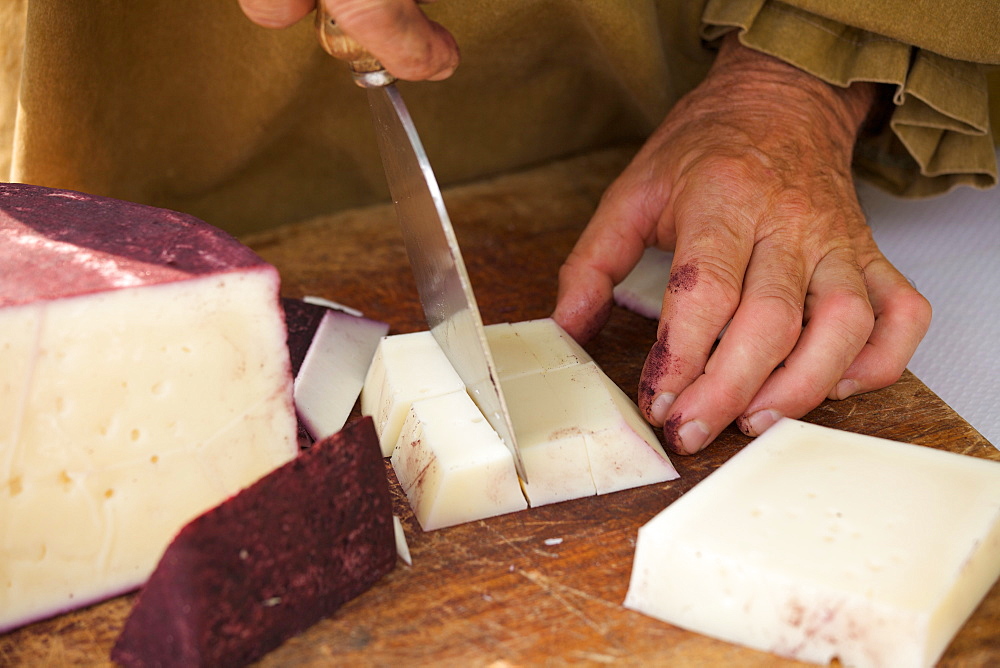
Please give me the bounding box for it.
[293,308,388,441]
[624,418,1000,667]
[0,184,298,633]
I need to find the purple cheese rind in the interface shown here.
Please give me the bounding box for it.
[281,298,330,376]
[111,417,395,668]
[1,183,267,308]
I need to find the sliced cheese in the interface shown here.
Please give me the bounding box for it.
[0,184,298,633]
[361,330,465,456]
[624,418,1000,668]
[294,308,388,441]
[392,390,527,530]
[368,319,678,525]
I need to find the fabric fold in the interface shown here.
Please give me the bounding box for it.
[702,0,997,197]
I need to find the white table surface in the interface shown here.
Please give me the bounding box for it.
[861,158,1000,448]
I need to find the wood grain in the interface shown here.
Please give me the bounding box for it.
[2,146,997,667]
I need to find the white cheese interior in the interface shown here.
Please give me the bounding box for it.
[485,319,591,379]
[294,310,388,440]
[624,418,1000,668]
[0,270,298,632]
[364,318,678,526]
[392,390,527,530]
[361,330,465,456]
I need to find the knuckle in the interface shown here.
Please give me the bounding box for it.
[863,363,906,392]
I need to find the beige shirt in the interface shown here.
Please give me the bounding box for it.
[2,0,997,236]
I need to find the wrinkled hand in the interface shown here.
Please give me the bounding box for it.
[553,33,931,454]
[237,0,459,81]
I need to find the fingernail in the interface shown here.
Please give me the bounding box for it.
[741,409,782,436]
[677,420,710,454]
[650,393,676,425]
[833,379,860,400]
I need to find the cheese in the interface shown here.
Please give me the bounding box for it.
[367,318,678,526]
[0,184,298,633]
[612,247,673,320]
[504,362,678,506]
[485,318,592,379]
[624,418,1000,667]
[392,390,527,530]
[360,330,465,456]
[111,418,394,668]
[293,308,388,440]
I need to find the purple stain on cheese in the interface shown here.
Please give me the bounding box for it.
[111,417,395,668]
[0,183,267,308]
[667,262,698,294]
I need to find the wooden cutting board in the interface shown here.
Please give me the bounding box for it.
[2,146,997,666]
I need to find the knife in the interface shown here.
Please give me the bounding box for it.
[315,9,527,482]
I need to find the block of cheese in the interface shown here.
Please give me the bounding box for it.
[367,319,678,526]
[112,417,395,668]
[624,418,1000,668]
[361,330,465,456]
[0,183,298,633]
[499,367,596,506]
[392,390,527,530]
[504,362,678,506]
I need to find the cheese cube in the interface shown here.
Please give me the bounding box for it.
[565,363,677,495]
[369,319,679,522]
[0,184,298,633]
[624,418,1000,668]
[501,369,596,507]
[505,362,677,506]
[391,391,527,530]
[361,331,465,456]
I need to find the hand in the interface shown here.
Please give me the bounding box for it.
[237,0,459,81]
[553,33,931,454]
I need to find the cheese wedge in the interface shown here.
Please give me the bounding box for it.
[0,184,298,632]
[624,418,1000,667]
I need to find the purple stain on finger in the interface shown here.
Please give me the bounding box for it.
[667,262,698,294]
[638,327,680,418]
[662,414,687,455]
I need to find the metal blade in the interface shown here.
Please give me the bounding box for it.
[366,85,526,482]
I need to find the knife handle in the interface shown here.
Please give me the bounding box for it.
[314,6,397,88]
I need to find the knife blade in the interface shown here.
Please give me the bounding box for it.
[315,11,526,482]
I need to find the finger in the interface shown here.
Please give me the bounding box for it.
[829,257,931,399]
[649,229,809,454]
[553,175,661,344]
[736,248,873,436]
[327,0,459,81]
[635,162,758,429]
[239,0,316,28]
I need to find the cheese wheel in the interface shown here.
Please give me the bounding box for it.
[0,184,298,632]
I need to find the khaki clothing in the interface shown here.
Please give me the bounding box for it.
[1,0,998,236]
